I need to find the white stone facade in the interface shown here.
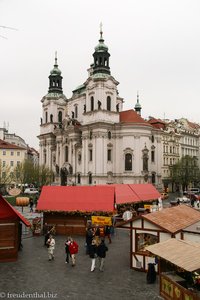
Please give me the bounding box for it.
[38,33,163,188]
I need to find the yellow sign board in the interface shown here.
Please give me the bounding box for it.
[91,216,112,226]
[144,204,152,210]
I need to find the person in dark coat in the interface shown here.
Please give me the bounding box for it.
[96,239,108,271]
[88,239,97,272]
[65,237,71,264]
[105,225,112,243]
[146,263,156,283]
[44,231,50,247]
[29,198,34,212]
[85,227,94,255]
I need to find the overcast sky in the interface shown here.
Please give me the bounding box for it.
[1,0,200,150]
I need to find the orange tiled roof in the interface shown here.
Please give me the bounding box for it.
[187,120,200,129]
[148,118,166,129]
[0,139,26,150]
[143,205,200,233]
[119,110,152,126]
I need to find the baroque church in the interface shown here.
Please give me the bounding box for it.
[38,28,162,188]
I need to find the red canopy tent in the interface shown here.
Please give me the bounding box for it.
[37,185,115,212]
[113,184,161,204]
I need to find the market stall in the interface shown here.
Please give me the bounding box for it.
[36,185,115,235]
[146,238,200,300]
[0,195,31,262]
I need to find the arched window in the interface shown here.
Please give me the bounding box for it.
[65,146,68,162]
[90,97,94,111]
[50,114,53,123]
[77,174,81,184]
[108,131,112,139]
[88,173,92,185]
[151,150,155,163]
[152,173,156,184]
[45,112,48,123]
[107,96,111,111]
[58,111,62,123]
[125,153,132,171]
[43,149,47,164]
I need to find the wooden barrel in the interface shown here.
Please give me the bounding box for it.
[16,197,29,206]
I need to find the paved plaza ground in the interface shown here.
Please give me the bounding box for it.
[0,227,163,300]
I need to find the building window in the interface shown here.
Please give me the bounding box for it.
[3,150,6,156]
[11,151,14,156]
[151,135,154,143]
[151,150,155,163]
[107,149,112,161]
[45,111,48,123]
[50,114,53,123]
[107,96,111,111]
[77,174,81,184]
[2,172,6,178]
[10,161,14,167]
[17,161,20,166]
[65,146,68,162]
[108,131,112,139]
[43,149,47,164]
[89,131,92,140]
[58,111,62,123]
[17,152,20,156]
[89,149,93,161]
[90,97,94,111]
[152,173,156,184]
[2,161,5,167]
[125,153,132,171]
[88,173,92,185]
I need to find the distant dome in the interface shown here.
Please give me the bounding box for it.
[95,39,108,52]
[50,65,61,76]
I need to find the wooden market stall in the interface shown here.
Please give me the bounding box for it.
[117,205,200,272]
[36,185,115,235]
[146,239,200,300]
[0,194,31,262]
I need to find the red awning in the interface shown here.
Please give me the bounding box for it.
[128,184,161,201]
[36,185,115,212]
[0,195,31,227]
[112,184,141,204]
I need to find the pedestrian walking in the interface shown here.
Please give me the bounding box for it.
[29,198,34,212]
[85,227,94,255]
[65,237,71,264]
[96,239,108,272]
[88,239,97,272]
[46,235,55,261]
[68,238,79,266]
[105,225,112,244]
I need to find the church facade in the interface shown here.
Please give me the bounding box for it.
[38,29,162,188]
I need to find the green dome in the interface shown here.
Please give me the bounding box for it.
[95,38,108,52]
[50,66,61,76]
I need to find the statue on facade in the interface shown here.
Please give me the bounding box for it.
[98,100,102,110]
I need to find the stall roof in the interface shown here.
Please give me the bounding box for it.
[146,239,200,272]
[128,184,161,201]
[36,185,115,212]
[0,195,31,227]
[112,184,141,204]
[109,184,160,204]
[143,205,200,233]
